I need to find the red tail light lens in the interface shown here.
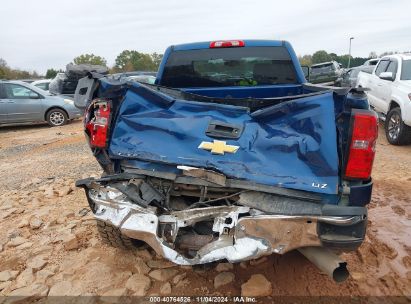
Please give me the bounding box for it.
[210,40,245,48]
[85,99,111,148]
[345,110,378,179]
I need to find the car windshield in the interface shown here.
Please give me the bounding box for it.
[311,63,334,74]
[126,75,156,84]
[35,82,50,91]
[401,60,411,80]
[161,46,297,88]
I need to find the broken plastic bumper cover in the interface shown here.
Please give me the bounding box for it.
[76,177,367,265]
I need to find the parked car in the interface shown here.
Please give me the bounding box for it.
[109,71,157,84]
[340,67,362,87]
[363,58,380,66]
[0,80,82,126]
[359,58,381,74]
[74,40,377,282]
[309,61,343,84]
[123,74,156,84]
[17,79,36,84]
[357,54,411,145]
[31,79,52,92]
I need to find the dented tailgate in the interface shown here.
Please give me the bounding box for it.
[108,86,339,195]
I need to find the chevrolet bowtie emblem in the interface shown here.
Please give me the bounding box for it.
[198,140,239,155]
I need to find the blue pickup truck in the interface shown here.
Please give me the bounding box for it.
[74,40,377,282]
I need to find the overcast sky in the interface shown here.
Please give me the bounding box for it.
[1,0,410,74]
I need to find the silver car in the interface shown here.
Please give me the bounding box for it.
[31,79,52,92]
[0,80,82,127]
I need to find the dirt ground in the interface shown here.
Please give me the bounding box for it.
[0,120,410,302]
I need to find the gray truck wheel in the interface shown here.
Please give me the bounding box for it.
[385,107,411,145]
[96,220,145,249]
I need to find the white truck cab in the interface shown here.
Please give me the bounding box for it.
[357,54,411,145]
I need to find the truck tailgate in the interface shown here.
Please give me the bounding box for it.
[108,88,339,195]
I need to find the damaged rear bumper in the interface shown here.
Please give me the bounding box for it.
[76,177,367,265]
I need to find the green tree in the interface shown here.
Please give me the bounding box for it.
[0,67,6,79]
[0,58,8,79]
[72,54,107,66]
[151,52,163,68]
[298,54,312,66]
[311,50,332,64]
[114,50,157,72]
[337,54,350,68]
[45,68,59,79]
[334,54,367,68]
[329,53,338,61]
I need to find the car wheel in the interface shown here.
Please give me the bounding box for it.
[385,107,411,145]
[46,109,68,127]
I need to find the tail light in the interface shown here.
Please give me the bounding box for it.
[210,40,245,48]
[345,110,378,179]
[85,99,111,148]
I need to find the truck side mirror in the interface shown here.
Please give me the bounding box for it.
[301,66,310,81]
[379,72,394,81]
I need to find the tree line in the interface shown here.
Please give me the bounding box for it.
[44,51,163,79]
[67,51,163,73]
[0,50,163,80]
[0,58,41,80]
[1,49,410,80]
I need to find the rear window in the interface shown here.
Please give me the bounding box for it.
[311,63,334,74]
[160,46,297,88]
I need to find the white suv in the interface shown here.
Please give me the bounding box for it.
[357,54,411,145]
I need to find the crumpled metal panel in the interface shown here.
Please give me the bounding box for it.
[108,85,339,195]
[85,182,360,264]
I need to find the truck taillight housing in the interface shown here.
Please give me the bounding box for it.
[210,40,245,48]
[85,99,111,148]
[345,110,378,179]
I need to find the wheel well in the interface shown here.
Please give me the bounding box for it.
[45,107,69,121]
[389,101,400,112]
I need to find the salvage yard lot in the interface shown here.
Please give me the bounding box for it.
[0,120,410,300]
